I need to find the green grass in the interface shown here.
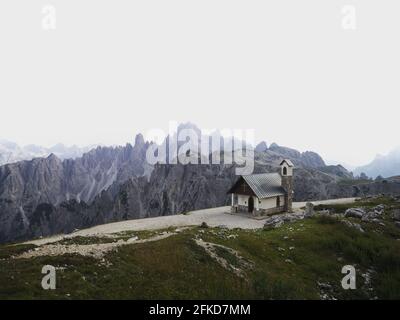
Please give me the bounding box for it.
[1,197,400,300]
[57,236,117,245]
[0,244,37,260]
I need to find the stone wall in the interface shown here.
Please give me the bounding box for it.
[281,175,293,212]
[231,205,285,216]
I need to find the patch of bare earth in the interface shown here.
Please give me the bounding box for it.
[15,232,177,260]
[194,239,253,278]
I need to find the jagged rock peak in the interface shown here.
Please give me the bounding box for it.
[255,141,268,152]
[46,153,61,162]
[269,142,278,148]
[134,133,145,147]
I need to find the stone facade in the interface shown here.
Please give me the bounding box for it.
[281,175,293,212]
[231,204,285,217]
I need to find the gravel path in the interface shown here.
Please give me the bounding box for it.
[292,197,358,209]
[17,232,177,259]
[25,197,358,246]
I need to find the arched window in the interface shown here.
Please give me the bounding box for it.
[283,166,287,175]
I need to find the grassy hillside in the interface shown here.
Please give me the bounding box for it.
[1,197,400,300]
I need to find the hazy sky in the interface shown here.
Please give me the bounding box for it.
[1,1,399,167]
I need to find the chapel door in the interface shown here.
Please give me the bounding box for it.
[248,197,254,213]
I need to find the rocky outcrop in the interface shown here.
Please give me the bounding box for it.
[300,151,326,168]
[0,136,151,243]
[392,209,400,221]
[345,208,366,219]
[343,205,387,224]
[318,165,353,179]
[0,135,150,205]
[341,220,364,233]
[304,202,315,218]
[255,141,268,153]
[268,143,325,168]
[263,212,305,229]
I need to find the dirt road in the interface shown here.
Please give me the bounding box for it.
[25,197,358,246]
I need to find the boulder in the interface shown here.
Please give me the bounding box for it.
[361,211,380,223]
[318,209,332,216]
[282,213,304,222]
[372,204,385,215]
[264,217,284,229]
[392,209,400,221]
[318,281,332,290]
[263,213,304,230]
[344,208,366,219]
[304,202,315,218]
[374,204,385,211]
[342,220,365,233]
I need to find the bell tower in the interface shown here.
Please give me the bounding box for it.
[280,159,294,212]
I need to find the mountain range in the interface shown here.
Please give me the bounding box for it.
[354,146,400,178]
[0,140,97,166]
[1,123,400,243]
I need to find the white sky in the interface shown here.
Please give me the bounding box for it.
[1,1,399,167]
